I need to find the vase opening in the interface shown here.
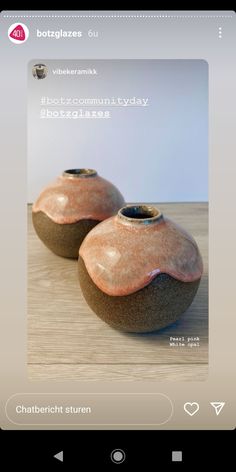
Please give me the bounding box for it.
[118,205,162,224]
[63,169,97,178]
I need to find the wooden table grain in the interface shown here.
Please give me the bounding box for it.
[28,203,208,381]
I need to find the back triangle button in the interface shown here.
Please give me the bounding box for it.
[54,451,63,462]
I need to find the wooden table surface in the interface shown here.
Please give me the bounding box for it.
[28,203,208,381]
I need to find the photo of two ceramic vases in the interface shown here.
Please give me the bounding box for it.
[32,168,203,333]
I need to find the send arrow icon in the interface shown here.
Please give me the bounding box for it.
[210,402,225,416]
[54,451,63,462]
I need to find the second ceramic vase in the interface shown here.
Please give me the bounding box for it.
[78,204,203,333]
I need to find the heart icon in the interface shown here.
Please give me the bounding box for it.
[184,402,199,416]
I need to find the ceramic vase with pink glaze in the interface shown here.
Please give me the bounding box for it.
[32,169,125,258]
[78,204,203,333]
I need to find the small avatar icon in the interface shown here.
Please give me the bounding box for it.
[32,64,48,80]
[8,23,29,44]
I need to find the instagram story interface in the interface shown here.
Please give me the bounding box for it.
[0,10,235,431]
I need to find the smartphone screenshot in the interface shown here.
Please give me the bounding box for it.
[0,8,235,466]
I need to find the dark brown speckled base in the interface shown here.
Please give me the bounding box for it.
[78,258,200,333]
[32,211,99,258]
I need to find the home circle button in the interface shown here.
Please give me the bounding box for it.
[111,449,126,464]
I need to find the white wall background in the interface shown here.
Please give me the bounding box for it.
[28,59,208,203]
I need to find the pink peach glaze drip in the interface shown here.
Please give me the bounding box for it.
[79,215,203,296]
[32,175,125,224]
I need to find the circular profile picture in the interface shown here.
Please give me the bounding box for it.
[32,64,48,80]
[8,23,29,44]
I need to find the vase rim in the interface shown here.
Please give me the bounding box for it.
[117,205,163,225]
[62,169,97,178]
